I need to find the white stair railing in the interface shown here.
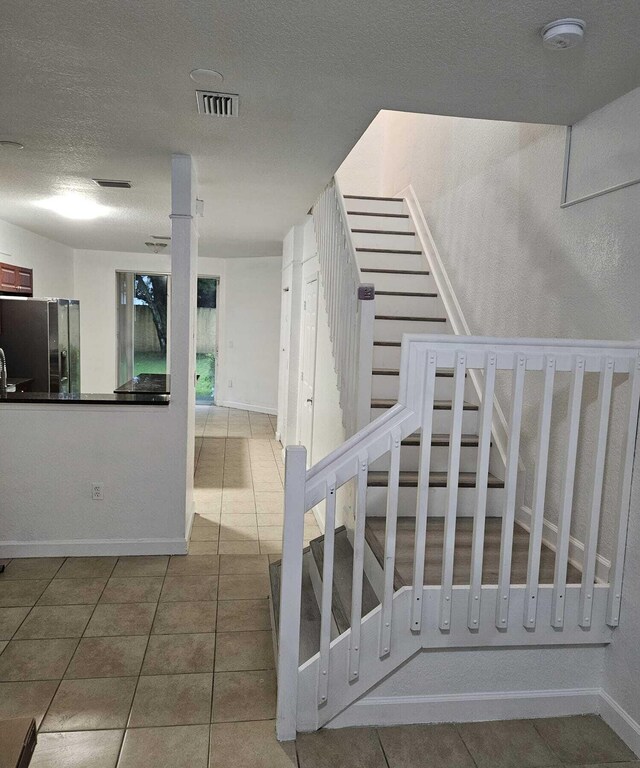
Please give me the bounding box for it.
[277,334,640,739]
[312,178,375,435]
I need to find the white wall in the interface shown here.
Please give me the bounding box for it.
[335,112,388,196]
[0,217,74,297]
[215,256,281,414]
[0,402,187,556]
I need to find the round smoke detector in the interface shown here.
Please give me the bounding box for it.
[541,18,585,50]
[189,68,224,87]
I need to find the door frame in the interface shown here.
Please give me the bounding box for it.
[297,274,319,466]
[196,273,220,405]
[115,269,172,389]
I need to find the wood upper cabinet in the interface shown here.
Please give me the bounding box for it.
[0,261,33,295]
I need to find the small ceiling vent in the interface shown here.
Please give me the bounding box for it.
[93,179,132,188]
[196,90,239,117]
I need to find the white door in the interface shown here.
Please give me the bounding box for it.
[299,277,318,465]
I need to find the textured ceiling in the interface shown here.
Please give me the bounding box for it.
[1,0,640,257]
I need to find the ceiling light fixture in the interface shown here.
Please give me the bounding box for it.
[145,241,169,254]
[541,18,585,49]
[37,193,110,220]
[0,140,24,150]
[93,179,132,188]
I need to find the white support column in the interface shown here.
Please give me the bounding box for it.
[170,154,198,542]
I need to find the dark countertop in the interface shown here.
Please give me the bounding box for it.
[7,377,34,387]
[1,391,169,405]
[114,373,171,395]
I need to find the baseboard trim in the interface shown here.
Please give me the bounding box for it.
[327,687,601,729]
[599,689,640,758]
[217,399,278,416]
[0,538,188,558]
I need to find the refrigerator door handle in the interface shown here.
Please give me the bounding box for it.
[60,349,69,383]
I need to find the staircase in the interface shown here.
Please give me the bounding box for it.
[270,180,640,740]
[346,193,505,521]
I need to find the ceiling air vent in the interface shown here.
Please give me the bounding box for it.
[93,179,132,188]
[196,90,239,117]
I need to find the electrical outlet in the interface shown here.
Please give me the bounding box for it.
[91,483,104,501]
[228,379,232,388]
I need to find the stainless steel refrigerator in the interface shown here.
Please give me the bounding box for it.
[0,297,81,393]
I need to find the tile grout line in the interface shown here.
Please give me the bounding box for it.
[116,557,171,762]
[37,557,118,734]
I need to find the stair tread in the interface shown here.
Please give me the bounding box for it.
[269,551,320,664]
[362,268,429,275]
[357,248,422,255]
[367,471,504,488]
[375,290,438,297]
[375,315,447,323]
[401,433,482,447]
[371,398,479,410]
[347,211,409,218]
[372,368,454,377]
[365,517,582,587]
[344,195,404,202]
[352,228,416,236]
[310,527,379,636]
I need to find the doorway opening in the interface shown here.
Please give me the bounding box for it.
[117,272,169,386]
[196,276,217,403]
[116,272,218,401]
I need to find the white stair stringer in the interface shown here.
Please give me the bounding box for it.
[295,584,612,732]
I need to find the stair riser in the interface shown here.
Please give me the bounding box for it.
[344,197,405,215]
[364,272,437,293]
[357,251,425,271]
[348,213,412,232]
[370,407,479,433]
[374,317,451,343]
[306,548,339,640]
[370,445,481,473]
[366,486,505,517]
[374,293,444,317]
[371,374,455,401]
[352,232,419,251]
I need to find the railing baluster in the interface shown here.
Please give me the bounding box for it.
[551,356,585,628]
[439,352,467,630]
[349,451,369,680]
[411,351,438,632]
[496,353,526,629]
[607,353,640,626]
[579,356,614,628]
[317,475,337,706]
[524,355,556,629]
[468,351,497,630]
[379,427,402,657]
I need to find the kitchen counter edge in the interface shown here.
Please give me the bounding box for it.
[0,392,170,405]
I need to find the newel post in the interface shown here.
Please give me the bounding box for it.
[355,284,375,433]
[276,445,307,741]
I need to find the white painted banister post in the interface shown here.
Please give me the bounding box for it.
[355,284,375,433]
[607,353,640,626]
[170,153,198,543]
[276,445,307,741]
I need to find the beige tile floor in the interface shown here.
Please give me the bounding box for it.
[0,407,637,767]
[192,405,321,556]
